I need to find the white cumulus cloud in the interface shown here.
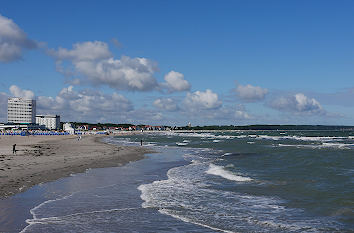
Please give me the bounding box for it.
[184,89,222,110]
[153,98,178,111]
[0,14,37,62]
[235,110,251,120]
[51,41,112,62]
[161,71,191,92]
[269,93,324,114]
[49,41,159,91]
[37,86,133,122]
[235,83,268,102]
[9,85,35,99]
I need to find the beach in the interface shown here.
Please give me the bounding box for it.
[0,134,151,199]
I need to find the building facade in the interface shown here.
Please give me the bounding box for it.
[63,123,75,134]
[7,98,36,124]
[36,115,61,130]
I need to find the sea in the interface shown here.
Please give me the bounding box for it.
[0,130,353,232]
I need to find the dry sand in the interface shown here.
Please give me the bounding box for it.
[0,134,152,199]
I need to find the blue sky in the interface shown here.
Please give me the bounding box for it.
[0,0,353,125]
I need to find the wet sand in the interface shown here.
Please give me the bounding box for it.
[0,134,151,199]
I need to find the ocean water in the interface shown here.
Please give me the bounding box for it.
[1,130,353,232]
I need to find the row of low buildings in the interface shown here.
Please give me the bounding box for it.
[4,97,60,130]
[4,97,173,133]
[72,124,170,132]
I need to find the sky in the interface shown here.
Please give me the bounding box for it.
[0,0,353,126]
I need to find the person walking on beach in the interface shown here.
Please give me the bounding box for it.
[13,144,16,155]
[140,139,143,146]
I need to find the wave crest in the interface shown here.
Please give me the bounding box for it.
[206,164,253,182]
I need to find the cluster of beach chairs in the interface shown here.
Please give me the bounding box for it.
[1,131,71,136]
[0,130,109,136]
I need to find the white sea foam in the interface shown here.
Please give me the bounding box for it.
[159,209,234,233]
[234,135,249,139]
[20,192,79,233]
[29,193,77,220]
[145,143,157,146]
[26,207,141,224]
[256,135,286,140]
[222,152,232,156]
[255,134,351,142]
[321,142,354,148]
[21,207,144,233]
[164,131,237,140]
[190,159,202,164]
[276,142,354,149]
[206,164,253,182]
[293,136,349,142]
[176,142,188,146]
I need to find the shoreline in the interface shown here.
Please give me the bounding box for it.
[0,134,152,199]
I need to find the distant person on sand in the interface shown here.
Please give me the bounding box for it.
[140,139,143,146]
[13,144,16,155]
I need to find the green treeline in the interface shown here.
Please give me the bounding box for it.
[69,122,353,131]
[182,125,354,131]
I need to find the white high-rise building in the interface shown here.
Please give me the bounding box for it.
[36,115,60,130]
[7,98,36,124]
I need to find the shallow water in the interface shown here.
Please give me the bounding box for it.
[0,130,353,232]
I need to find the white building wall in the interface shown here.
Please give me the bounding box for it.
[36,115,60,130]
[8,98,36,124]
[63,123,75,134]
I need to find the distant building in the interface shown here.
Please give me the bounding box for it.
[36,115,60,130]
[63,123,75,134]
[188,122,192,127]
[77,125,88,130]
[8,98,36,124]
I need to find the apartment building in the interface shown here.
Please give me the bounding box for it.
[7,98,36,124]
[36,115,61,130]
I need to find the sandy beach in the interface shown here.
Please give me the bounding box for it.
[0,134,151,199]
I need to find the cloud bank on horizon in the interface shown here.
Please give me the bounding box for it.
[0,10,352,125]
